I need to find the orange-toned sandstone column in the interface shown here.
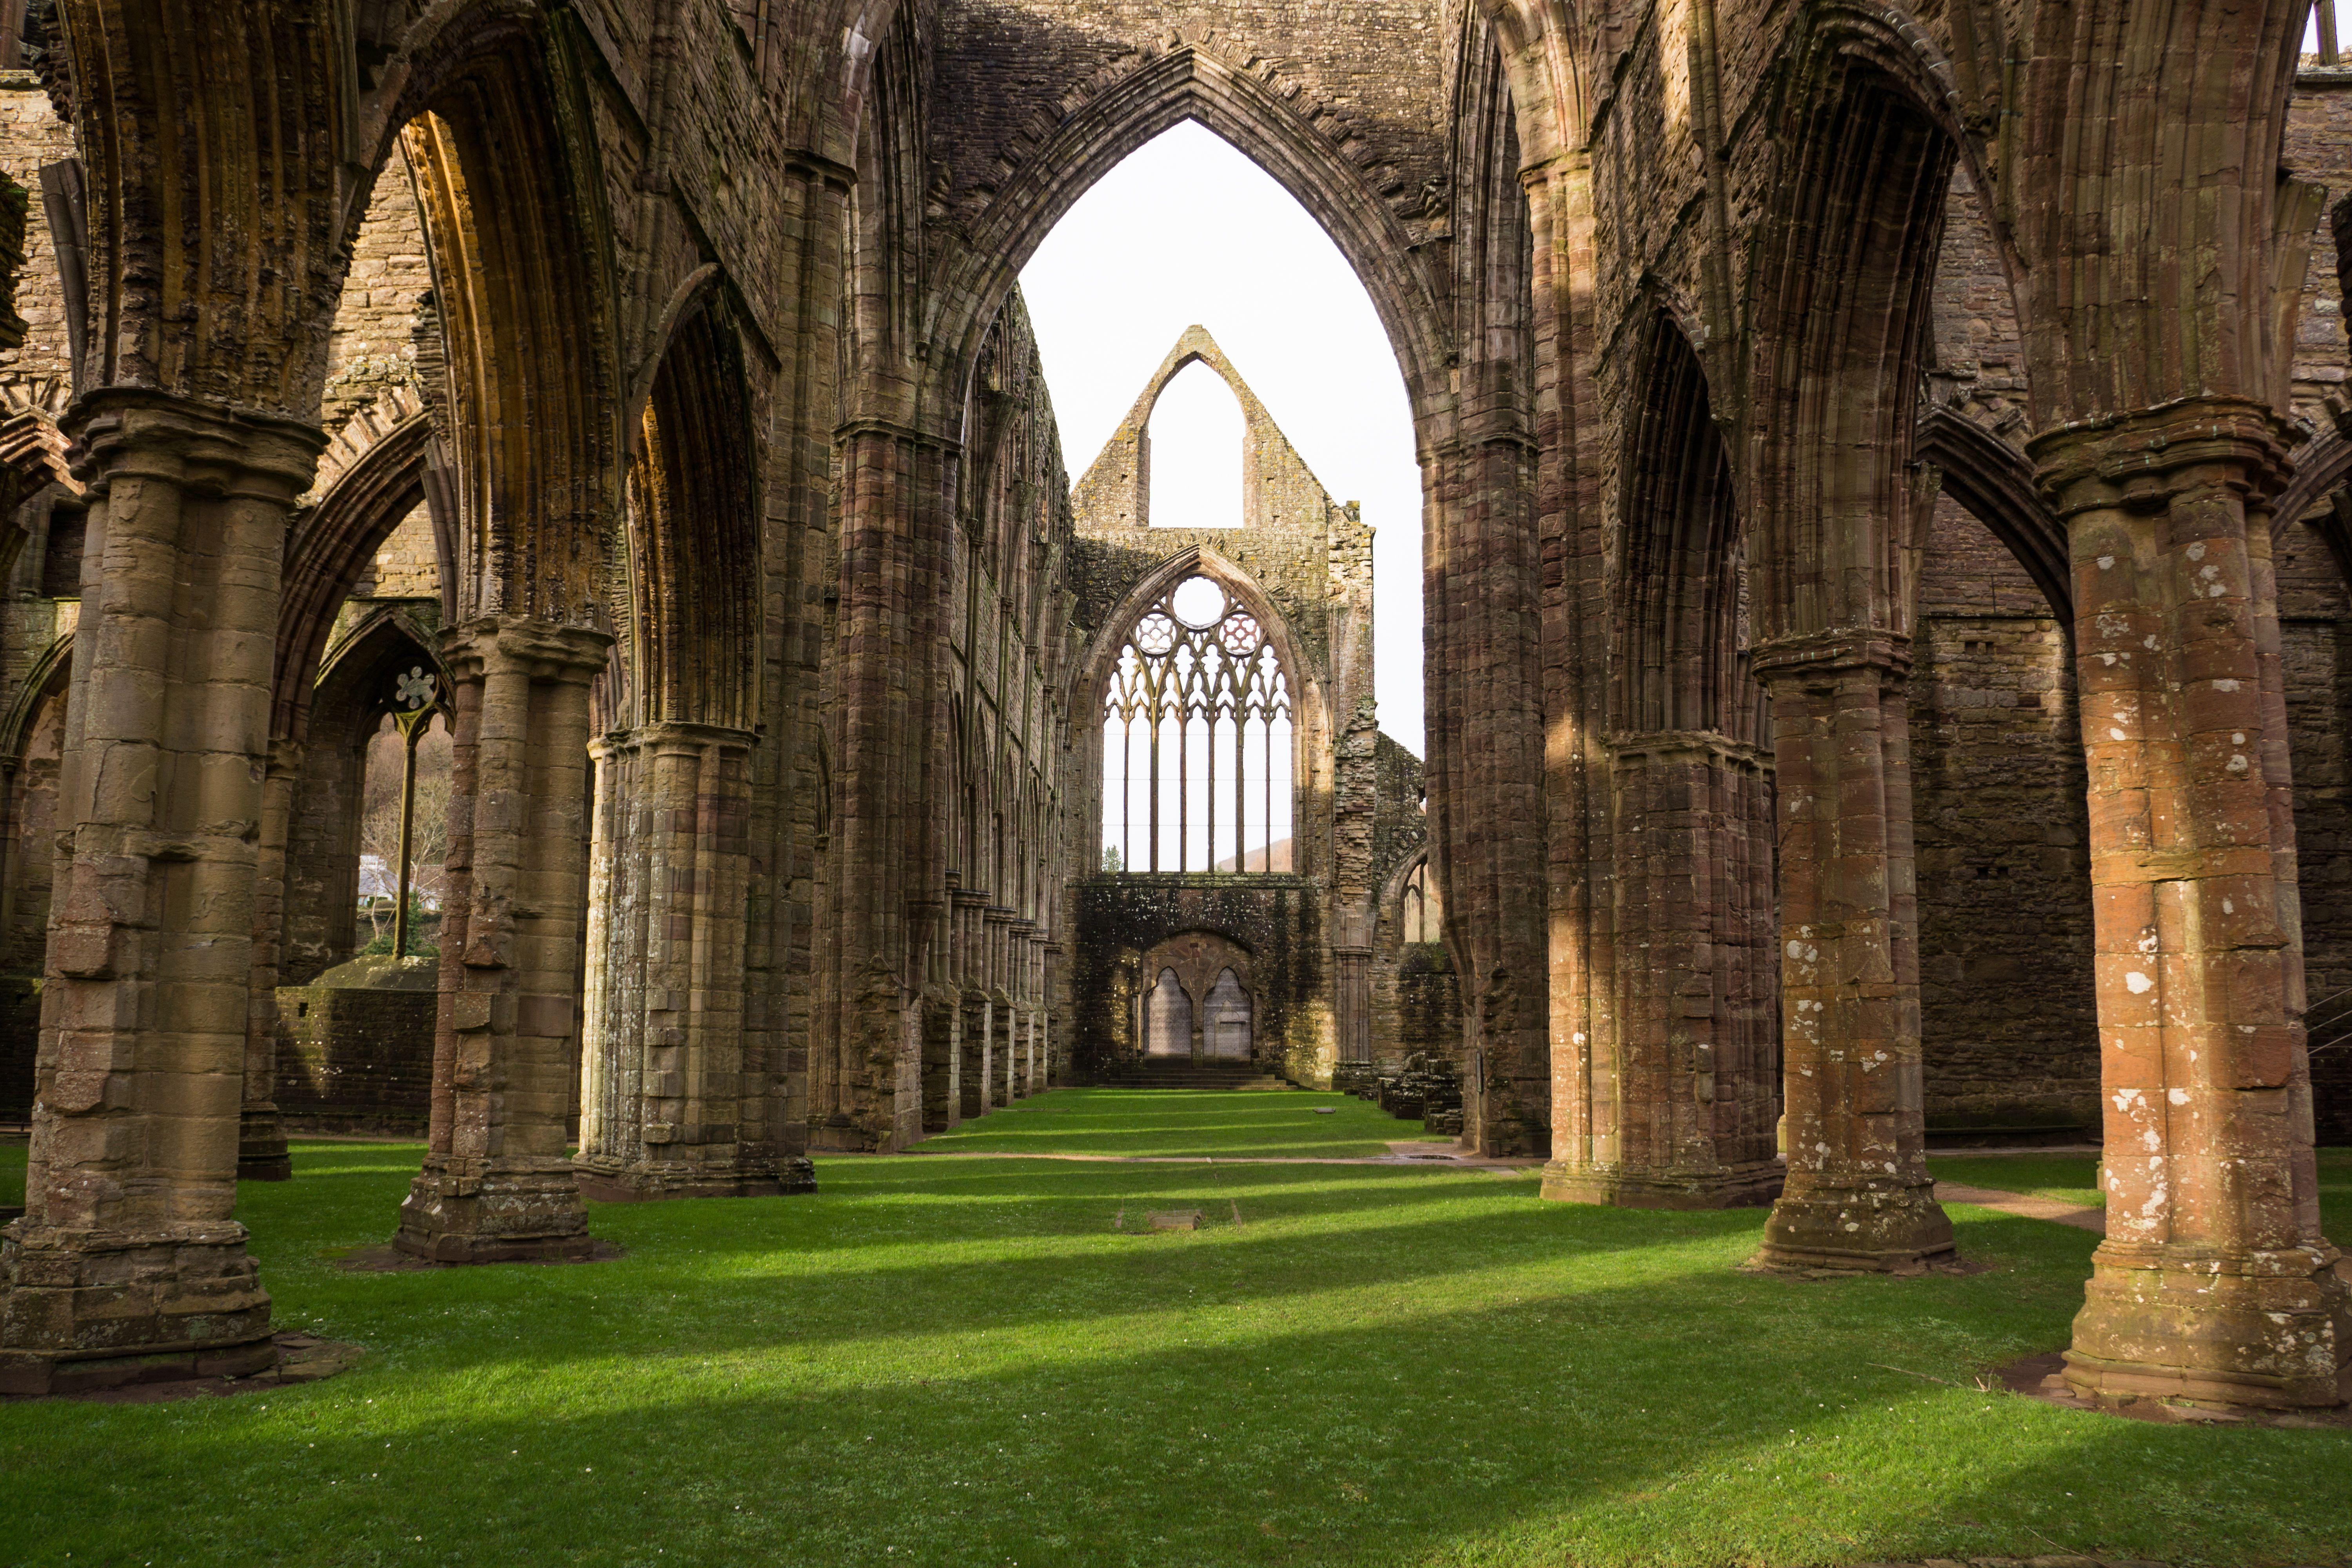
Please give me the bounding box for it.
[2034,402,2348,1408]
[0,391,321,1393]
[1750,631,1955,1271]
[395,616,607,1262]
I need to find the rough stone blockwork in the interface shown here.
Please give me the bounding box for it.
[0,0,2341,1412]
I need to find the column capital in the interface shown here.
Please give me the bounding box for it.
[1746,627,1911,686]
[1605,729,1771,770]
[595,720,759,757]
[2027,394,2299,518]
[438,615,614,686]
[66,386,326,502]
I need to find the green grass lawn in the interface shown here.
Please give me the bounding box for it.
[909,1085,1424,1158]
[3,1123,2351,1568]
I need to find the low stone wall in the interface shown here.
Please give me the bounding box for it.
[274,956,438,1136]
[0,973,33,1122]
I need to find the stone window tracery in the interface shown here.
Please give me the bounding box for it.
[1102,573,1293,873]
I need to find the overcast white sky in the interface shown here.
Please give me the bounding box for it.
[1018,121,1426,754]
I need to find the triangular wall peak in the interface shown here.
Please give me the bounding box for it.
[1072,325,1343,539]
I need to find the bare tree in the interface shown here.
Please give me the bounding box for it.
[357,718,453,949]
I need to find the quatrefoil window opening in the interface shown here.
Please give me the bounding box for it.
[394,667,437,712]
[1103,575,1293,875]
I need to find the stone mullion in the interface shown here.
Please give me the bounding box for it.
[238,736,305,1181]
[395,615,608,1263]
[2032,407,2347,1407]
[1752,634,1955,1271]
[2,391,321,1394]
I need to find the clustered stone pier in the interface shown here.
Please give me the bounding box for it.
[0,0,2342,1417]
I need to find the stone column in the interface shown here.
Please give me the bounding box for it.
[0,391,321,1394]
[1546,731,1782,1209]
[1332,903,1374,1078]
[238,737,307,1181]
[576,722,780,1200]
[987,907,1015,1107]
[395,616,608,1263]
[956,891,989,1121]
[920,984,961,1131]
[1017,925,1042,1095]
[1749,631,1955,1271]
[2032,402,2348,1408]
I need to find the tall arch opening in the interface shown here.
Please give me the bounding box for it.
[1146,361,1245,530]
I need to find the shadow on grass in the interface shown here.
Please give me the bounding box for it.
[7,1192,2345,1568]
[5,1142,2349,1566]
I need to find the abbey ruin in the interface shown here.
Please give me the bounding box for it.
[0,0,2346,1428]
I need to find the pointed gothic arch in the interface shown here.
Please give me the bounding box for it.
[1615,312,1756,741]
[930,46,1449,427]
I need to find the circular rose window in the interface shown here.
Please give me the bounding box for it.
[1171,575,1226,630]
[1220,613,1263,655]
[1134,612,1178,656]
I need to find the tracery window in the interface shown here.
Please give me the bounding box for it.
[1102,574,1292,873]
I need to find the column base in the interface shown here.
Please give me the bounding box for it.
[0,1220,274,1396]
[238,1105,292,1182]
[394,1157,594,1263]
[1542,1160,1784,1210]
[2061,1242,2352,1410]
[1751,1180,1957,1272]
[572,1155,817,1202]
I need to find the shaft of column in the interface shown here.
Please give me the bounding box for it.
[2033,401,2348,1409]
[575,723,781,1199]
[395,615,609,1263]
[2,391,322,1394]
[239,737,307,1182]
[1750,630,1954,1272]
[1546,733,1783,1210]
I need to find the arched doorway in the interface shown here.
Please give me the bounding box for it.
[1201,969,1252,1059]
[1143,969,1193,1058]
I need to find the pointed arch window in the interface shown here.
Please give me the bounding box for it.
[1102,573,1292,873]
[1399,857,1441,944]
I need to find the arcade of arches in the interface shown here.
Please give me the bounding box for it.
[0,0,2342,1417]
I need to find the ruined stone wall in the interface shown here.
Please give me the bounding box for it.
[925,1,1454,279]
[1065,874,1321,1079]
[1927,165,2029,439]
[320,163,433,436]
[2285,75,2352,424]
[1909,495,2101,1137]
[0,72,73,417]
[273,982,437,1136]
[2276,515,2352,1142]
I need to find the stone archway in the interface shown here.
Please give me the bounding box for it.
[1136,931,1256,1063]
